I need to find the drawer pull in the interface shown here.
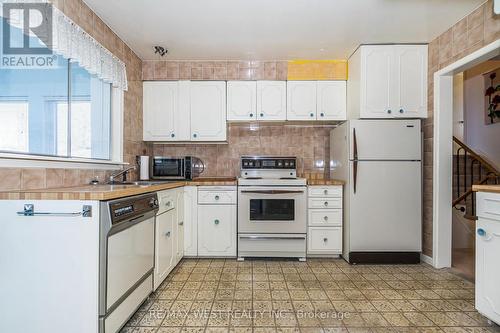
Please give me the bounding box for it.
[324,201,329,207]
[166,201,171,206]
[324,216,329,221]
[165,231,171,237]
[214,219,220,225]
[324,190,328,195]
[215,195,220,201]
[179,221,184,226]
[323,238,328,242]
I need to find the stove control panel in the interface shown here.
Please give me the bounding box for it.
[241,156,296,170]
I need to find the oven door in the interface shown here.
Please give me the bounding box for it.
[151,157,185,179]
[238,186,307,234]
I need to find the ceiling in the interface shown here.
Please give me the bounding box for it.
[84,0,485,61]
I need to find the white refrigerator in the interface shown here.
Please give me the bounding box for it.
[330,119,422,264]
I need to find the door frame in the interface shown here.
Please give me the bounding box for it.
[432,40,500,268]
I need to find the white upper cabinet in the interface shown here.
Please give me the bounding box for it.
[393,45,428,118]
[349,44,428,119]
[143,81,178,141]
[190,81,227,141]
[257,81,287,121]
[227,81,257,121]
[287,81,317,120]
[317,81,347,120]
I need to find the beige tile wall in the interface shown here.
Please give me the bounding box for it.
[153,123,333,178]
[142,61,288,81]
[423,0,500,257]
[0,0,148,191]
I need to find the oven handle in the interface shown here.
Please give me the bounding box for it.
[240,190,305,194]
[239,236,306,240]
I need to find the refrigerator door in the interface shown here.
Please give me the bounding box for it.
[349,119,421,161]
[349,160,422,252]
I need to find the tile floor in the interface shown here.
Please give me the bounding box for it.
[122,258,500,333]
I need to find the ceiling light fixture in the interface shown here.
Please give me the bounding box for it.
[154,46,168,57]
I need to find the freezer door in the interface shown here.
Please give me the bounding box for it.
[349,119,421,160]
[349,160,422,252]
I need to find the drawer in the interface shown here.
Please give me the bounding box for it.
[308,198,342,209]
[308,186,342,198]
[307,227,342,254]
[308,209,342,226]
[157,191,175,214]
[477,192,500,222]
[238,234,306,258]
[198,189,237,205]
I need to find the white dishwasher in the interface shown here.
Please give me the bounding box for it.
[476,191,500,325]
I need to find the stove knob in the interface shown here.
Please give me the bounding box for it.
[149,198,158,207]
[284,162,289,167]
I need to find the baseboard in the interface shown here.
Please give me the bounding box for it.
[420,253,433,266]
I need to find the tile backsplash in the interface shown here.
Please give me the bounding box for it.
[153,123,334,178]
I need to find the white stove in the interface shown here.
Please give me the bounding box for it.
[237,156,307,261]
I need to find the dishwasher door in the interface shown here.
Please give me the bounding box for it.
[106,216,155,311]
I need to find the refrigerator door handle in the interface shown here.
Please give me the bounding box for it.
[353,128,358,160]
[353,159,358,194]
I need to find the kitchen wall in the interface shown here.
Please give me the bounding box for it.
[424,0,500,257]
[152,123,334,179]
[0,0,147,191]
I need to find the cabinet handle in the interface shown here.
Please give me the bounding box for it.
[179,221,184,226]
[387,110,392,114]
[215,195,220,201]
[214,219,220,225]
[324,216,329,221]
[324,201,329,207]
[193,133,198,138]
[310,113,314,117]
[477,228,486,237]
[323,189,328,195]
[166,201,171,206]
[171,133,175,138]
[399,109,404,114]
[165,231,171,237]
[250,113,254,118]
[320,113,325,117]
[260,113,264,117]
[323,238,328,242]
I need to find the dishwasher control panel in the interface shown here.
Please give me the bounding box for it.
[109,193,159,224]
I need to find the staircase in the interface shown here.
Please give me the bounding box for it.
[452,136,500,219]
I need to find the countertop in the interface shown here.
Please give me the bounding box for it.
[306,179,345,185]
[0,177,237,201]
[472,184,500,194]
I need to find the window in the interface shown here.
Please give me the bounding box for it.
[0,17,113,161]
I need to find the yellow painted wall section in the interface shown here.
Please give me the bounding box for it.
[287,60,348,80]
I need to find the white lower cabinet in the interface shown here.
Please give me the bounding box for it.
[175,187,185,263]
[183,186,198,256]
[197,186,237,257]
[154,190,177,290]
[307,185,343,256]
[476,191,500,325]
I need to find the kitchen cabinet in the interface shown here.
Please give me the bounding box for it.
[287,81,346,121]
[475,191,500,325]
[190,81,227,141]
[175,187,185,263]
[227,81,257,121]
[257,81,287,121]
[307,185,343,256]
[154,190,177,290]
[197,186,237,257]
[287,81,317,120]
[143,81,227,142]
[183,186,198,256]
[348,44,427,119]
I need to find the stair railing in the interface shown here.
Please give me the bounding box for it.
[453,136,500,219]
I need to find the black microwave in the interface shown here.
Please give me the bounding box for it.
[150,156,205,180]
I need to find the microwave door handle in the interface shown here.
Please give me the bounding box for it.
[240,190,305,194]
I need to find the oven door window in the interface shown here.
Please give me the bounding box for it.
[153,159,183,177]
[250,199,294,221]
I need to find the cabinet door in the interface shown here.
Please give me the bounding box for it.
[257,81,286,121]
[476,218,500,324]
[287,81,317,120]
[227,81,257,121]
[190,81,227,141]
[393,45,428,118]
[307,227,342,254]
[317,81,346,120]
[176,188,185,263]
[183,186,198,256]
[143,81,178,141]
[154,209,175,290]
[360,46,395,118]
[198,205,236,257]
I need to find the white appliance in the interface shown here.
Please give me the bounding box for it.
[238,156,307,260]
[330,119,422,264]
[475,191,500,325]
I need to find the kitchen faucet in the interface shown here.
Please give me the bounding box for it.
[108,166,136,184]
